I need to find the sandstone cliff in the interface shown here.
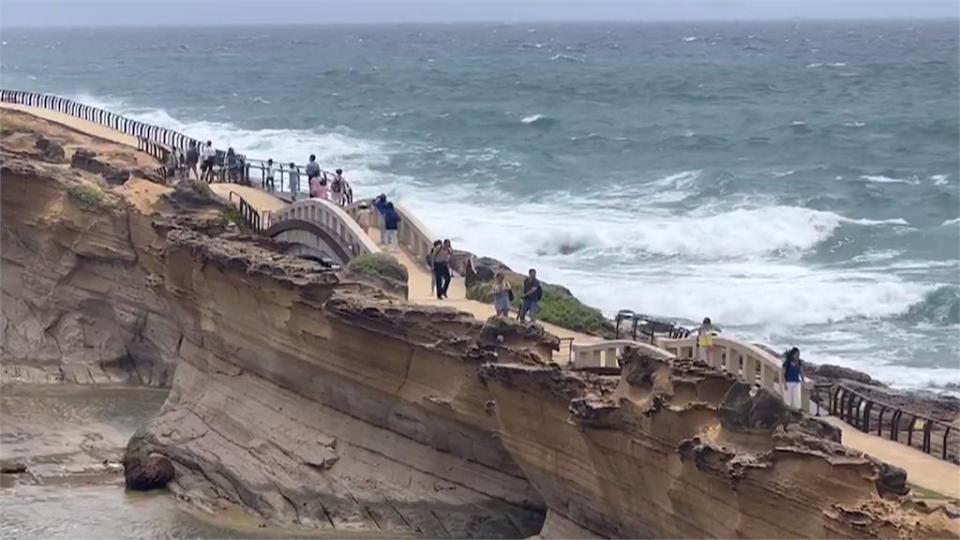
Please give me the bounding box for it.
[1,110,180,385]
[4,109,957,539]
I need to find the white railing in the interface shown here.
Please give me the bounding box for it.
[268,198,380,258]
[656,335,811,410]
[570,340,675,369]
[352,199,439,262]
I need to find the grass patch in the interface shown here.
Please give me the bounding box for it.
[220,207,244,227]
[66,184,110,210]
[467,274,609,334]
[189,180,213,199]
[908,483,958,502]
[346,253,408,283]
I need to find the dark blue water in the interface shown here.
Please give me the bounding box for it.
[2,21,957,389]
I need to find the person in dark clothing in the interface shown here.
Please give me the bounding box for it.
[518,268,543,323]
[382,202,401,249]
[184,142,199,180]
[305,154,321,181]
[373,194,389,239]
[432,239,453,299]
[225,148,240,183]
[427,239,441,295]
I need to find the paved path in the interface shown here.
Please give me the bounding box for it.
[821,416,960,500]
[0,102,139,148]
[209,183,289,214]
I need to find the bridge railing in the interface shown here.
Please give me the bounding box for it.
[570,339,674,370]
[268,198,379,259]
[656,335,813,410]
[351,198,437,263]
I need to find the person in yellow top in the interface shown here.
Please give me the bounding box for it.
[697,317,720,365]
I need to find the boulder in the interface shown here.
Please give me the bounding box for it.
[806,363,885,387]
[123,452,175,490]
[71,148,131,185]
[34,135,65,162]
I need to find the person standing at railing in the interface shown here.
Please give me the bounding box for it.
[305,154,321,182]
[185,142,199,180]
[382,202,401,250]
[288,163,300,200]
[264,159,276,191]
[782,347,805,410]
[697,317,721,365]
[225,148,240,183]
[427,240,441,294]
[373,193,389,239]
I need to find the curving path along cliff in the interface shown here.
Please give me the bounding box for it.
[3,97,958,538]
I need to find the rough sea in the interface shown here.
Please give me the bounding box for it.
[1,21,957,391]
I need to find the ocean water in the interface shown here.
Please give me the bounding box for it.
[2,21,957,391]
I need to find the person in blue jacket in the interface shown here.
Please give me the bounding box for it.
[382,202,401,249]
[373,194,389,240]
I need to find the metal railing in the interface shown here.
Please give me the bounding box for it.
[228,191,264,231]
[825,384,958,463]
[614,310,690,342]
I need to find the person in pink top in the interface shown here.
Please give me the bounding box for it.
[309,174,330,200]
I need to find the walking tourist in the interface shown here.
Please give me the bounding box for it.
[427,240,441,294]
[382,202,401,249]
[305,154,321,182]
[331,170,344,206]
[164,149,178,182]
[199,140,216,182]
[288,163,300,200]
[494,272,513,317]
[432,239,453,299]
[225,148,240,183]
[697,317,721,365]
[782,347,805,410]
[264,159,276,191]
[518,268,542,323]
[185,141,199,180]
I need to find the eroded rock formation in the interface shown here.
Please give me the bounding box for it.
[3,108,958,538]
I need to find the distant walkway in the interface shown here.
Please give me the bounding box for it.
[0,102,138,148]
[822,416,960,500]
[209,183,288,214]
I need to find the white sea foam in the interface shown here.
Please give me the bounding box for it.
[930,174,950,185]
[843,121,866,128]
[682,36,699,42]
[549,53,582,62]
[860,174,919,185]
[521,113,545,124]
[806,63,823,68]
[771,170,795,177]
[942,217,960,227]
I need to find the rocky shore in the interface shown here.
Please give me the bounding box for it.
[2,108,958,538]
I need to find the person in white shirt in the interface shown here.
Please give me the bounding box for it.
[199,140,216,183]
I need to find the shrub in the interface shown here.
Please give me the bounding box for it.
[221,207,244,227]
[66,184,109,209]
[347,253,408,283]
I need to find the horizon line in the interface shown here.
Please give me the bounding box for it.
[3,16,958,30]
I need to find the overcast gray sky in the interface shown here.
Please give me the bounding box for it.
[1,0,956,27]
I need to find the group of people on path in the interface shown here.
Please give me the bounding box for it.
[696,317,805,410]
[169,140,222,182]
[493,269,542,322]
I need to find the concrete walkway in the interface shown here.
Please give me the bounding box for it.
[209,183,289,214]
[0,102,139,148]
[821,416,960,500]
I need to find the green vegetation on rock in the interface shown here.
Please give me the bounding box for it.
[189,180,213,199]
[66,184,110,210]
[220,207,244,227]
[467,273,610,335]
[347,253,408,283]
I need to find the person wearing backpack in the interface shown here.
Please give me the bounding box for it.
[494,272,513,317]
[519,268,543,323]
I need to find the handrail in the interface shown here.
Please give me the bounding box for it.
[828,384,957,463]
[270,198,379,258]
[228,191,264,231]
[570,339,675,370]
[655,334,814,410]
